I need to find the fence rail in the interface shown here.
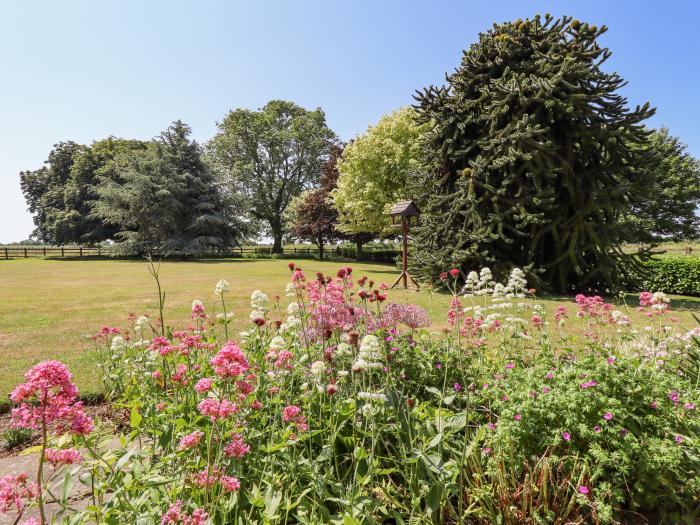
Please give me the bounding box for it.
[1,245,400,261]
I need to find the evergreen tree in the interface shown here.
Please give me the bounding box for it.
[94,121,242,255]
[411,15,655,292]
[622,127,700,243]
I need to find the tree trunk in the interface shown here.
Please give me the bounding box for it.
[355,237,364,260]
[318,235,324,261]
[271,221,283,253]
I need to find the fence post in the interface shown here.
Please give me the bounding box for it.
[24,248,27,258]
[98,247,101,257]
[61,247,64,257]
[79,246,83,257]
[4,248,7,260]
[43,247,46,256]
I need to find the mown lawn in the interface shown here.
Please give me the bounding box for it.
[1,257,698,397]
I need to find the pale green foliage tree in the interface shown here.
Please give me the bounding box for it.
[333,107,427,237]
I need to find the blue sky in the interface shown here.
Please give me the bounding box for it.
[1,0,698,243]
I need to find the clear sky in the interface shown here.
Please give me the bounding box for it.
[1,0,699,243]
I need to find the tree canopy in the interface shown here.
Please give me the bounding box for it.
[333,107,426,237]
[622,127,700,244]
[208,100,336,252]
[410,15,655,292]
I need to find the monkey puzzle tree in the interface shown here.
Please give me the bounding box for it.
[411,15,655,292]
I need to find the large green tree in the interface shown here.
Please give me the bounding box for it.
[622,127,700,244]
[411,15,655,292]
[93,121,240,255]
[208,100,336,252]
[333,107,426,238]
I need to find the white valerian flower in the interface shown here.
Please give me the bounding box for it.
[134,315,150,334]
[251,290,270,310]
[310,360,326,377]
[287,302,300,315]
[111,336,126,352]
[269,336,286,351]
[353,335,384,372]
[611,310,630,326]
[285,282,296,298]
[337,370,350,377]
[358,391,387,402]
[215,279,229,295]
[335,342,353,357]
[249,310,265,323]
[280,316,301,334]
[216,313,234,321]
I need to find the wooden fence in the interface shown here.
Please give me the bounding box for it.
[1,245,400,261]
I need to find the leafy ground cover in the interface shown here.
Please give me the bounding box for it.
[1,258,699,398]
[2,263,699,523]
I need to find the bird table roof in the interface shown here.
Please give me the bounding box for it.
[389,200,420,217]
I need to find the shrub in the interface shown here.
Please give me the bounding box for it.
[627,256,700,296]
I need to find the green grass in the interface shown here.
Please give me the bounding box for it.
[1,257,699,398]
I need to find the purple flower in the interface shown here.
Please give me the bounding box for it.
[675,435,684,444]
[542,386,550,394]
[505,362,515,370]
[434,363,442,370]
[603,412,613,421]
[580,380,598,389]
[669,391,679,405]
[482,447,491,455]
[487,422,496,431]
[514,414,522,421]
[562,431,571,441]
[594,425,602,433]
[684,403,695,411]
[606,356,616,365]
[453,383,462,393]
[650,401,659,409]
[545,372,554,379]
[578,485,590,495]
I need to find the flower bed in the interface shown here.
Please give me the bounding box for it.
[3,264,700,524]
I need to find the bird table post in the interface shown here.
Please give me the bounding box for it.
[389,200,420,290]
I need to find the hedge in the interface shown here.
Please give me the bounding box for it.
[627,256,700,296]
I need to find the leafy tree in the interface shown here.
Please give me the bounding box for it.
[411,15,655,292]
[333,107,426,239]
[93,121,241,255]
[20,141,86,244]
[287,144,344,260]
[622,127,700,243]
[208,100,336,252]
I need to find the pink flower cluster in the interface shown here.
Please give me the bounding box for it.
[197,398,238,422]
[210,342,249,379]
[0,473,39,513]
[282,405,308,433]
[177,431,204,451]
[224,433,251,459]
[10,361,93,436]
[161,500,208,525]
[45,448,83,465]
[191,467,240,492]
[575,294,612,319]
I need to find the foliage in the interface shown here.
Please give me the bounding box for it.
[621,127,700,243]
[5,263,700,524]
[209,100,336,252]
[93,121,243,255]
[287,144,344,260]
[626,256,700,296]
[411,15,655,293]
[334,107,427,237]
[3,427,32,449]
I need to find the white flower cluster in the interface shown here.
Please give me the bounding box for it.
[279,315,301,334]
[269,336,286,351]
[462,268,494,296]
[651,292,671,311]
[611,310,630,326]
[215,279,229,296]
[285,283,296,298]
[251,290,270,311]
[310,360,326,377]
[110,335,126,359]
[352,335,384,372]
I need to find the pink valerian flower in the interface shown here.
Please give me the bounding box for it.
[542,386,550,394]
[578,485,590,495]
[177,431,204,451]
[505,362,515,370]
[562,431,571,441]
[224,433,251,459]
[447,297,463,326]
[603,412,613,421]
[487,422,496,431]
[152,370,163,381]
[10,361,93,436]
[0,473,39,513]
[210,342,250,379]
[481,447,492,455]
[274,350,294,370]
[580,380,598,389]
[594,425,602,433]
[639,291,653,307]
[554,306,568,323]
[453,383,462,392]
[197,398,238,422]
[44,448,82,465]
[171,364,188,384]
[160,500,209,525]
[191,300,207,320]
[220,476,241,492]
[684,403,696,411]
[531,314,544,328]
[383,303,430,329]
[669,391,680,405]
[514,414,522,421]
[574,294,612,319]
[606,356,616,365]
[326,384,338,396]
[194,378,214,394]
[282,405,308,433]
[191,467,241,493]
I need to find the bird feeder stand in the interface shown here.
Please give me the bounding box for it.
[389,200,420,290]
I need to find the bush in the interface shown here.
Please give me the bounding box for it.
[628,256,700,296]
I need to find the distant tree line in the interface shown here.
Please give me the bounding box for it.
[20,15,700,290]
